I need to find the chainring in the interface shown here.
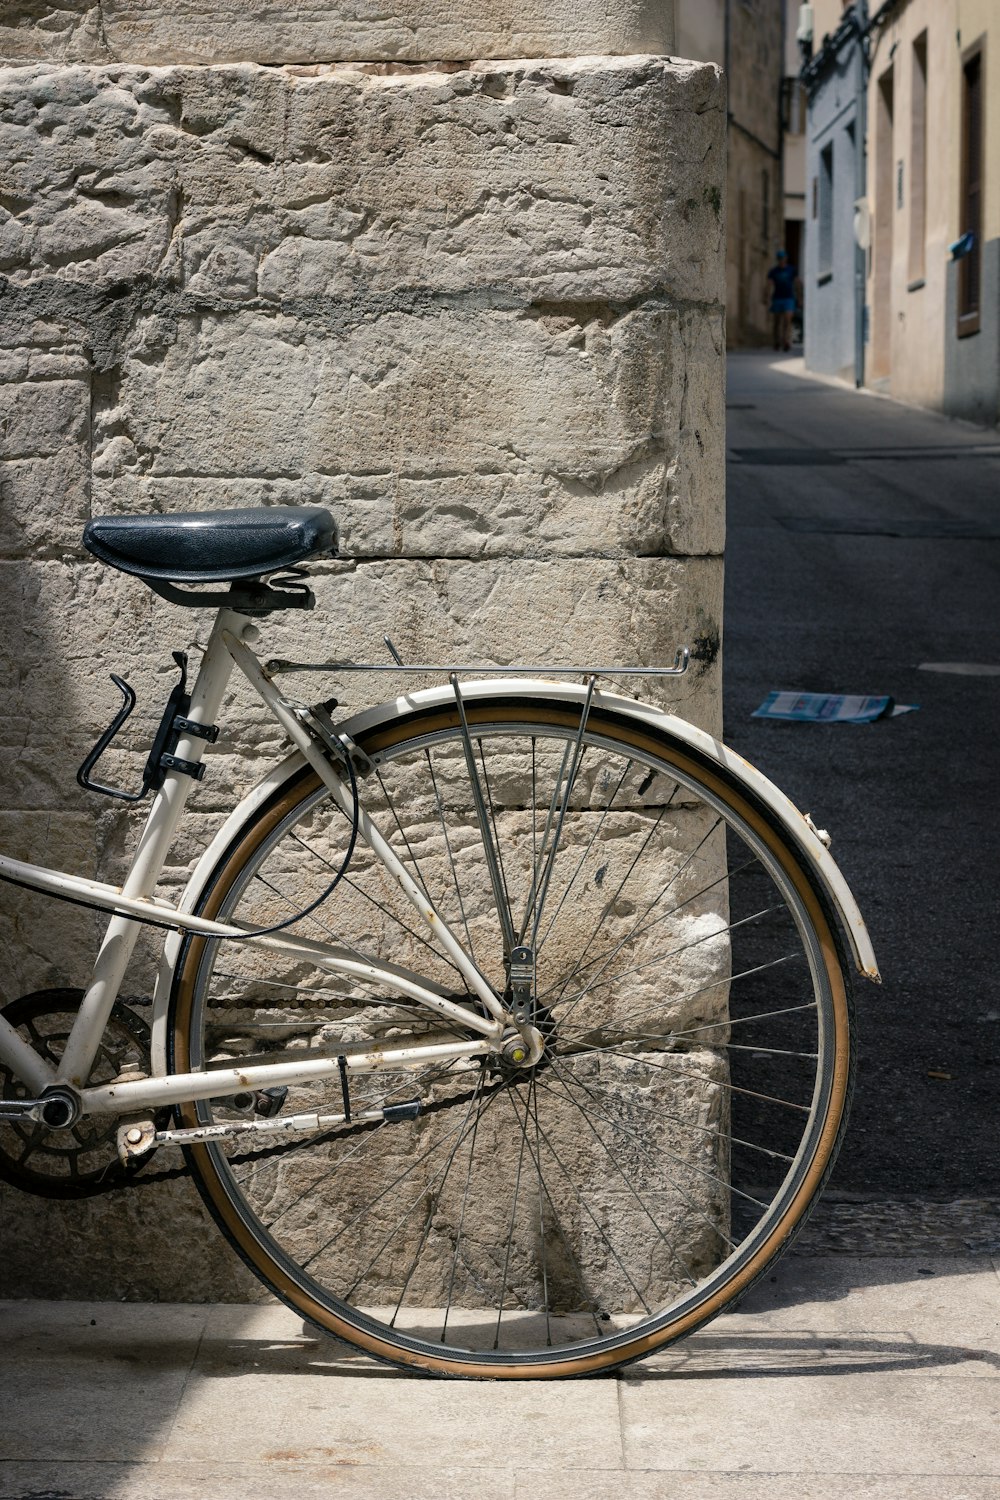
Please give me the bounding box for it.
[0,988,157,1198]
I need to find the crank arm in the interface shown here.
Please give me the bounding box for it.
[0,1098,44,1122]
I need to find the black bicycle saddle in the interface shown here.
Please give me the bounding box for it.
[83,506,337,584]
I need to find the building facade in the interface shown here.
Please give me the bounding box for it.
[801,0,998,424]
[677,0,787,346]
[782,0,809,284]
[801,3,865,382]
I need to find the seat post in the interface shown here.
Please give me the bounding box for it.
[57,607,248,1089]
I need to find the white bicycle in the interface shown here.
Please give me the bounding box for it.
[0,506,878,1378]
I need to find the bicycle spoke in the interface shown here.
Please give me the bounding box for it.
[357,1081,487,1313]
[535,758,633,956]
[519,680,595,949]
[543,1058,767,1210]
[541,785,679,1000]
[374,768,436,912]
[450,676,516,956]
[440,1074,491,1344]
[559,1040,812,1113]
[240,1057,473,1226]
[290,828,470,988]
[209,970,474,1044]
[559,953,806,1042]
[660,1001,818,1041]
[549,843,753,1025]
[561,997,818,1050]
[494,1085,532,1346]
[241,872,478,1039]
[529,1104,653,1315]
[542,1059,735,1259]
[546,902,786,1014]
[388,1075,489,1327]
[425,748,478,970]
[548,1062,794,1172]
[529,1078,553,1346]
[299,1093,496,1275]
[517,739,572,944]
[504,1081,605,1337]
[543,1062,706,1281]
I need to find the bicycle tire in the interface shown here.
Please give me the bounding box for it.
[168,692,855,1378]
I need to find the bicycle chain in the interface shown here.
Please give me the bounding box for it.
[105,1073,508,1194]
[2,996,513,1198]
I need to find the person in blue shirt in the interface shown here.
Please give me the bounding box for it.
[766,249,799,352]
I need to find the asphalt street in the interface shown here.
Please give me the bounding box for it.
[724,351,1000,1201]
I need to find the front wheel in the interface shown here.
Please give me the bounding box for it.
[169,693,855,1377]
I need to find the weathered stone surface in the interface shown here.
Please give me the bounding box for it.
[0,56,725,571]
[0,812,106,998]
[0,354,90,557]
[0,39,728,1306]
[0,1172,266,1300]
[0,59,723,302]
[92,304,724,561]
[0,550,722,763]
[0,1,676,67]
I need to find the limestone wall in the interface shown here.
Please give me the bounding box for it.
[0,1,675,65]
[0,11,726,1300]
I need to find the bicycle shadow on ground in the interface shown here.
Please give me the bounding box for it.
[183,1252,1000,1382]
[729,1244,1000,1308]
[180,1325,1000,1383]
[618,1329,1000,1381]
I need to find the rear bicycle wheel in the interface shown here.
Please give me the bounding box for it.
[169,692,855,1377]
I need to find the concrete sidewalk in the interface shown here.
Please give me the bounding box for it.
[2,1253,998,1499]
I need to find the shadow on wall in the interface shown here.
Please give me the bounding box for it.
[944,237,1000,427]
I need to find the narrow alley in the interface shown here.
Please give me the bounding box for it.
[725,351,1000,1210]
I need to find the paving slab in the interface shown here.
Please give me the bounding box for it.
[162,1301,623,1472]
[512,1477,1000,1500]
[2,1256,999,1495]
[620,1369,1000,1475]
[0,1302,207,1464]
[0,1461,517,1499]
[627,1256,1000,1379]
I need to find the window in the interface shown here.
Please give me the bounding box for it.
[908,32,928,286]
[958,40,984,336]
[818,143,833,278]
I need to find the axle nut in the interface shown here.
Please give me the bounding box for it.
[501,1032,530,1067]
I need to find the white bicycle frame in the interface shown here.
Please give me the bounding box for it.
[0,601,880,1136]
[0,604,511,1124]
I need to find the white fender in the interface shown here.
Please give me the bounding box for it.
[152,679,879,1072]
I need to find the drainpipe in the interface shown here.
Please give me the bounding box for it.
[853,0,869,388]
[724,0,731,90]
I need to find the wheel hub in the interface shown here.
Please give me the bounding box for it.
[500,1028,537,1069]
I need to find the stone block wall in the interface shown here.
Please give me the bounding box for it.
[1,1,675,65]
[0,5,726,1300]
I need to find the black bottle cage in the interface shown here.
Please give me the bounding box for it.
[77,651,218,802]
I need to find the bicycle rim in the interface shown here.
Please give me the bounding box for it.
[169,696,853,1377]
